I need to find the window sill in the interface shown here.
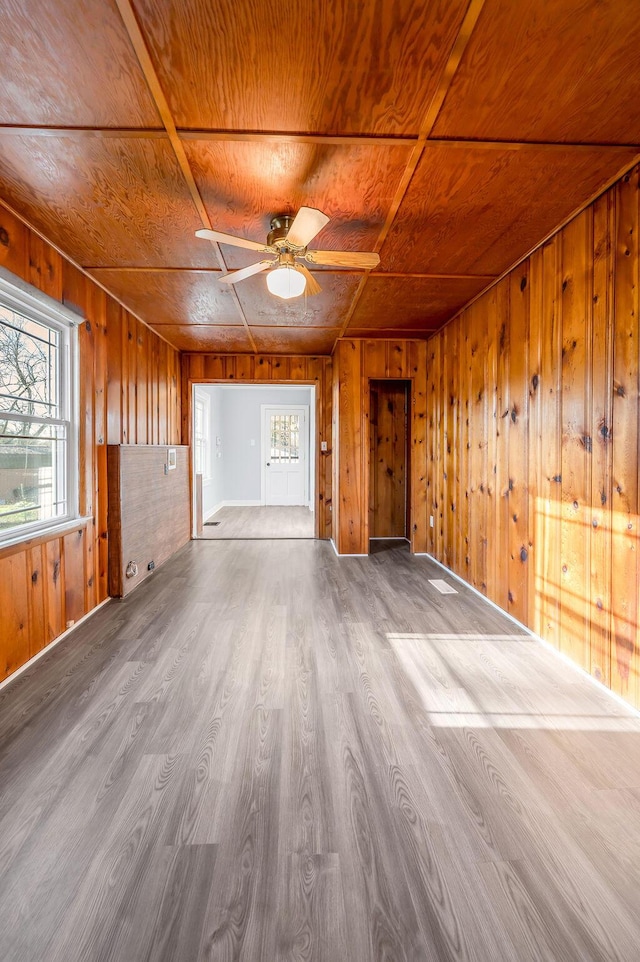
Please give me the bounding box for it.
[0,516,92,560]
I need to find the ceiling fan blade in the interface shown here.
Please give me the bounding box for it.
[305,249,380,269]
[196,227,267,252]
[218,261,272,284]
[297,264,322,297]
[286,207,330,248]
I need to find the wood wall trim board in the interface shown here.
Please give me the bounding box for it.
[0,124,636,153]
[0,126,168,138]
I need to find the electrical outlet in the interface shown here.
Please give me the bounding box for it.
[148,560,155,571]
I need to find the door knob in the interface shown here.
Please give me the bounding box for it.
[266,462,270,466]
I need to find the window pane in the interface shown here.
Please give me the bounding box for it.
[0,429,67,532]
[270,414,300,463]
[0,309,60,418]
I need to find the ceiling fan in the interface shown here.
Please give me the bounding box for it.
[196,206,380,300]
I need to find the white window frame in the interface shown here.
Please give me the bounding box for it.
[0,268,80,547]
[193,389,211,481]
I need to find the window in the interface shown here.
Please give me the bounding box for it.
[270,413,300,462]
[194,392,209,478]
[0,271,78,544]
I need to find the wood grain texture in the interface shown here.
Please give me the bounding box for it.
[251,328,340,356]
[370,381,408,538]
[0,0,159,127]
[380,144,640,276]
[333,339,428,554]
[0,204,181,683]
[236,271,363,329]
[86,269,241,328]
[133,0,470,135]
[0,136,209,268]
[348,274,492,332]
[432,0,640,144]
[185,140,412,267]
[2,539,640,960]
[426,163,640,709]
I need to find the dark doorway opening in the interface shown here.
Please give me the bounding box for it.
[369,379,410,546]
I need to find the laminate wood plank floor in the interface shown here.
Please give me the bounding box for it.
[1,539,640,961]
[200,505,314,539]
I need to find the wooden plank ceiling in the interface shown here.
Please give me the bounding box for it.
[0,0,639,355]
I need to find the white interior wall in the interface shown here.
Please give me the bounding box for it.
[195,384,313,518]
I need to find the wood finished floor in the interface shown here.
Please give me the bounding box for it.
[200,505,314,539]
[1,539,640,961]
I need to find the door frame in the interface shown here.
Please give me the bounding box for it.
[260,403,311,506]
[368,379,410,542]
[187,381,318,539]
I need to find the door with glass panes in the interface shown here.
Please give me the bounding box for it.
[262,406,308,505]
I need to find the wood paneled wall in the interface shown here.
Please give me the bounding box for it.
[426,164,640,708]
[333,339,428,555]
[181,353,333,539]
[0,203,181,682]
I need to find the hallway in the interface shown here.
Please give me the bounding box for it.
[1,540,639,961]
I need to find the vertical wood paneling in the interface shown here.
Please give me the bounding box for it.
[331,339,429,555]
[610,168,639,703]
[495,285,511,612]
[589,192,614,687]
[484,289,498,602]
[538,236,563,647]
[560,211,591,670]
[508,269,529,624]
[527,247,544,634]
[411,340,428,554]
[27,544,46,658]
[0,554,29,677]
[0,203,181,683]
[44,538,64,642]
[336,340,364,553]
[427,162,640,710]
[469,298,488,593]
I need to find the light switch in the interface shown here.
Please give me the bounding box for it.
[250,439,256,447]
[320,440,328,452]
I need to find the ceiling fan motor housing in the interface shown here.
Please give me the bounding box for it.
[268,214,304,251]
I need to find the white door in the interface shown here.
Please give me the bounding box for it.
[262,406,308,505]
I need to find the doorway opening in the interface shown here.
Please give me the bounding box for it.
[192,383,316,540]
[369,379,410,549]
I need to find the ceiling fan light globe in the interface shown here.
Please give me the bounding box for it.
[266,265,306,299]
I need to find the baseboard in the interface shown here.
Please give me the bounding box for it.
[203,500,225,521]
[370,537,410,542]
[425,553,640,719]
[0,597,111,694]
[329,538,368,558]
